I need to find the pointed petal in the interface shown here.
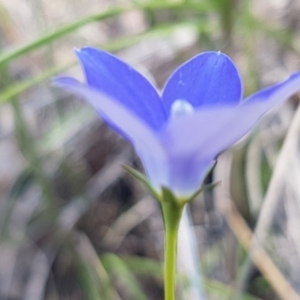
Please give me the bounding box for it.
[123,165,161,199]
[162,105,245,158]
[162,51,242,112]
[75,47,167,130]
[244,72,300,109]
[54,77,168,189]
[162,72,300,160]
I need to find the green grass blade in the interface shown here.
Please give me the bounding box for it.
[0,21,201,104]
[102,253,148,300]
[0,2,214,66]
[0,63,74,104]
[0,6,127,66]
[77,260,103,300]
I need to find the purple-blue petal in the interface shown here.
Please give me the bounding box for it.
[54,77,167,174]
[244,72,300,110]
[162,71,300,161]
[162,51,243,113]
[75,47,167,131]
[166,156,215,197]
[162,106,243,158]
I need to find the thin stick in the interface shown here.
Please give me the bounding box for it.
[254,104,300,242]
[227,201,300,300]
[214,151,300,300]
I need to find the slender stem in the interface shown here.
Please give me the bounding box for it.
[161,201,184,300]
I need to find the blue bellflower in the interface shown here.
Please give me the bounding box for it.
[55,47,300,198]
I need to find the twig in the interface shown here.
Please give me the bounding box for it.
[214,150,300,300]
[226,201,300,300]
[254,104,300,242]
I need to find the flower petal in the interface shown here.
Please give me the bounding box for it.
[162,72,300,160]
[75,47,167,130]
[166,155,215,197]
[162,51,242,113]
[244,72,300,109]
[161,105,246,158]
[54,77,168,190]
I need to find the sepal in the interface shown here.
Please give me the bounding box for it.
[184,181,220,203]
[122,165,160,200]
[123,164,220,204]
[162,186,178,204]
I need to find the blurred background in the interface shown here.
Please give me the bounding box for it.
[1,0,300,299]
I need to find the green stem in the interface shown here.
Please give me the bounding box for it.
[161,201,184,300]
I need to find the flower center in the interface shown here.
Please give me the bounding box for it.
[170,99,194,118]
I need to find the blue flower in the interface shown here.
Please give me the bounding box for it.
[55,47,300,198]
